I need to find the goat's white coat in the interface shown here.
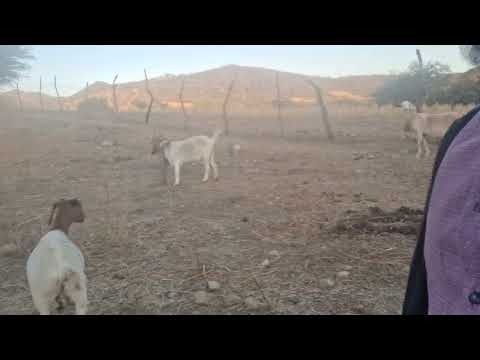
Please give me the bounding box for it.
[404,112,460,159]
[26,230,88,315]
[155,130,222,186]
[401,101,416,112]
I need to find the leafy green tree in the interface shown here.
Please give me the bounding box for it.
[0,46,34,86]
[374,61,451,111]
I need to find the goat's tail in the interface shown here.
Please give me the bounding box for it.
[211,129,223,144]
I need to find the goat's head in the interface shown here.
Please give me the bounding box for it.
[151,136,170,155]
[48,198,85,227]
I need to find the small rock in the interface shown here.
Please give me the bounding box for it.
[403,266,410,273]
[319,278,335,288]
[286,296,300,305]
[194,291,210,305]
[352,304,367,314]
[344,265,353,271]
[268,250,280,258]
[112,273,125,280]
[207,280,221,291]
[244,297,266,310]
[241,217,249,223]
[166,291,176,299]
[0,244,17,257]
[337,271,350,278]
[261,259,270,268]
[224,294,242,306]
[101,140,114,147]
[367,154,376,159]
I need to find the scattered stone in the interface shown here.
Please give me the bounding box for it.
[319,278,336,288]
[337,271,350,278]
[353,154,364,161]
[101,140,114,147]
[241,217,249,223]
[261,259,270,268]
[194,291,210,305]
[352,304,366,314]
[268,250,280,258]
[368,154,376,159]
[207,280,221,292]
[224,294,242,306]
[112,273,125,280]
[0,244,17,257]
[244,297,267,310]
[344,265,353,271]
[286,296,300,305]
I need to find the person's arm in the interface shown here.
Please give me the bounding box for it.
[402,107,480,315]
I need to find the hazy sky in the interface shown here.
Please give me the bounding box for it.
[12,45,473,96]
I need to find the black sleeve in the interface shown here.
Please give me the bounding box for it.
[402,106,480,315]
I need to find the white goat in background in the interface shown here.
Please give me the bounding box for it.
[152,129,222,186]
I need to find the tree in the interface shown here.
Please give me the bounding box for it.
[0,46,34,86]
[428,77,480,109]
[374,60,451,110]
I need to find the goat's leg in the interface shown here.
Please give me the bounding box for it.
[202,158,210,182]
[65,273,88,315]
[423,137,431,158]
[210,153,219,181]
[33,296,50,315]
[55,293,66,312]
[416,131,424,159]
[174,162,181,186]
[162,157,169,185]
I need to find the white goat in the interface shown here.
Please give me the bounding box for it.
[152,129,222,186]
[26,199,88,315]
[401,101,416,112]
[403,112,460,159]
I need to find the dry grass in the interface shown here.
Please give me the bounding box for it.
[0,105,454,314]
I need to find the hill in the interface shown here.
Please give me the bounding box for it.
[4,64,475,112]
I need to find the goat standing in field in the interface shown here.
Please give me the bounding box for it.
[403,112,460,159]
[401,101,416,112]
[26,198,88,315]
[151,129,222,186]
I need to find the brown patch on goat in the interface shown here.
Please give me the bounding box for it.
[48,198,85,235]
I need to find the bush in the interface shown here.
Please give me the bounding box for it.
[132,99,148,110]
[77,97,113,113]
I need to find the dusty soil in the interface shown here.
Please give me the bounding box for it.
[0,108,434,314]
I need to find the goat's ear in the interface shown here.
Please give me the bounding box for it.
[48,202,59,226]
[69,199,80,207]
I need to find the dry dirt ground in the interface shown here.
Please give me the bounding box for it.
[0,108,435,314]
